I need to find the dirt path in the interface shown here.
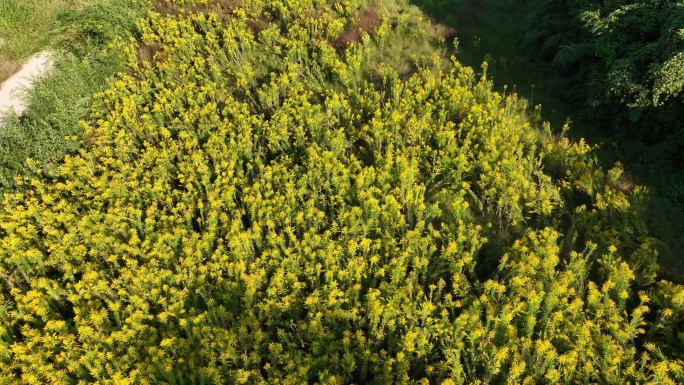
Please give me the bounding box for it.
[0,52,54,124]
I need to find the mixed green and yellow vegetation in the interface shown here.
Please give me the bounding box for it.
[0,0,149,191]
[413,0,684,280]
[0,0,683,383]
[522,0,684,277]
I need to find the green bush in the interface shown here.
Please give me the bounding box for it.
[523,0,684,176]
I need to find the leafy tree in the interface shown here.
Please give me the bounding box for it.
[524,0,684,173]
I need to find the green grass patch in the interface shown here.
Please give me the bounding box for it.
[0,0,70,58]
[0,0,74,81]
[0,0,149,192]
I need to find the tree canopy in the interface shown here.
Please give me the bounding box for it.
[524,0,684,172]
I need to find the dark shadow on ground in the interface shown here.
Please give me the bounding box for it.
[409,0,684,282]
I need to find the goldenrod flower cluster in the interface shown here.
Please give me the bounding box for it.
[0,0,682,383]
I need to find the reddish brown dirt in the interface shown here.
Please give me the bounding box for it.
[437,25,458,41]
[334,6,382,52]
[244,14,272,35]
[137,42,164,66]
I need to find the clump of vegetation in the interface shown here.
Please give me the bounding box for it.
[521,0,684,278]
[0,0,68,82]
[0,0,682,383]
[413,0,684,281]
[0,0,149,192]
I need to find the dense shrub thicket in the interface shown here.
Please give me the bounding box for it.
[523,0,684,190]
[528,0,684,109]
[1,0,683,383]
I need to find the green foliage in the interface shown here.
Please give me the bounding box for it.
[0,0,149,193]
[520,0,684,277]
[0,0,682,383]
[58,0,151,53]
[0,0,70,61]
[580,1,684,109]
[523,0,684,156]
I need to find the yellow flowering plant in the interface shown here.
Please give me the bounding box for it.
[0,0,682,383]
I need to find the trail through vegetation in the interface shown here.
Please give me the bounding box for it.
[0,0,149,191]
[0,52,54,123]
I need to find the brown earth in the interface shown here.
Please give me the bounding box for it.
[334,6,383,52]
[0,61,22,85]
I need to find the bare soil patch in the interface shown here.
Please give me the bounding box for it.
[137,42,165,66]
[334,6,382,52]
[0,61,22,85]
[437,25,458,41]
